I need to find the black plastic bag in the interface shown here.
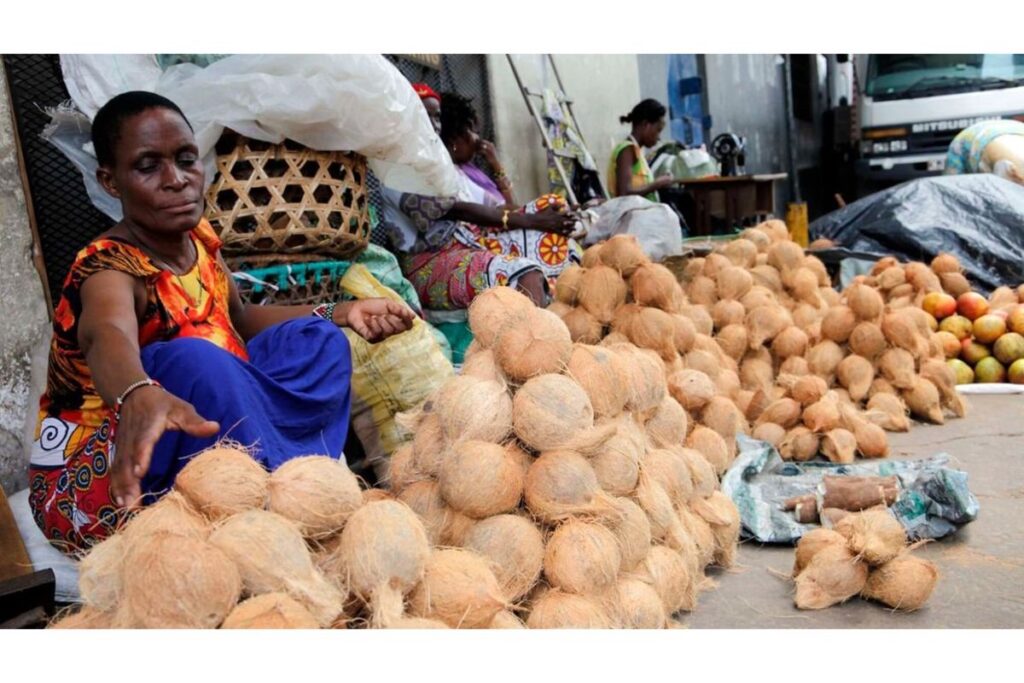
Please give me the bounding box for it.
[810,175,1024,294]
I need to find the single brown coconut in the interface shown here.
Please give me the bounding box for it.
[385,444,428,493]
[679,505,716,569]
[794,542,868,610]
[804,256,831,286]
[876,266,907,291]
[411,413,447,477]
[614,305,678,361]
[685,426,732,475]
[888,282,915,300]
[544,519,622,594]
[268,456,362,538]
[702,252,733,279]
[902,377,945,424]
[222,593,320,629]
[802,395,841,433]
[787,267,822,305]
[467,286,534,348]
[834,507,907,566]
[599,234,649,277]
[634,472,690,551]
[852,419,890,459]
[741,226,773,251]
[561,307,604,344]
[740,358,774,395]
[791,375,829,406]
[685,348,723,379]
[582,242,605,268]
[780,426,820,462]
[701,396,748,442]
[463,514,545,603]
[862,555,939,611]
[746,305,791,349]
[919,358,968,418]
[397,480,451,546]
[435,375,513,443]
[632,262,684,311]
[771,326,810,360]
[870,257,900,275]
[441,509,476,547]
[578,264,629,324]
[676,447,718,499]
[881,312,928,359]
[513,374,594,451]
[716,324,750,362]
[750,264,784,293]
[722,238,759,268]
[837,354,875,402]
[489,610,527,629]
[869,377,897,397]
[878,348,917,391]
[740,285,778,311]
[601,497,654,572]
[460,348,506,384]
[566,344,629,419]
[807,340,845,378]
[590,419,643,496]
[716,266,754,301]
[939,272,971,298]
[555,264,585,305]
[526,588,612,628]
[331,500,429,625]
[792,528,847,576]
[693,491,741,568]
[767,241,805,273]
[929,252,961,275]
[174,445,268,521]
[866,393,911,432]
[905,262,942,293]
[821,429,857,464]
[755,397,802,429]
[121,490,209,544]
[606,577,668,629]
[821,305,857,343]
[634,544,698,615]
[117,532,242,629]
[687,275,719,307]
[494,307,573,381]
[600,331,631,347]
[670,313,698,354]
[846,282,884,321]
[780,356,811,376]
[642,447,695,506]
[547,300,572,318]
[678,303,713,337]
[408,548,508,628]
[210,510,344,627]
[667,368,716,412]
[49,606,114,629]
[439,440,524,519]
[609,344,668,417]
[752,422,786,447]
[524,450,615,523]
[646,396,689,447]
[711,300,745,330]
[78,534,125,612]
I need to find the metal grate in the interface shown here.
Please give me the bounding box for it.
[3,54,114,308]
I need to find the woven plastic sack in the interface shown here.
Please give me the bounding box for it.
[338,264,454,474]
[585,196,684,262]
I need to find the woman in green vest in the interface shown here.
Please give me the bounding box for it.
[608,98,682,200]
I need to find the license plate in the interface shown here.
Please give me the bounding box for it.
[927,159,945,172]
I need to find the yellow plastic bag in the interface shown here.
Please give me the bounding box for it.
[339,264,454,477]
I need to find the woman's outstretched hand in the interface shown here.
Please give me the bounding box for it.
[341,299,416,343]
[110,386,220,510]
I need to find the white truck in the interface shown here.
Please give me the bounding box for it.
[853,54,1024,193]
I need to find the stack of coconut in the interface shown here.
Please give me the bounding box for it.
[792,507,939,611]
[549,223,966,469]
[387,285,741,628]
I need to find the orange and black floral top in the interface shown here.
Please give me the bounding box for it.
[29,219,245,547]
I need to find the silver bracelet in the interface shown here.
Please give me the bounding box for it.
[114,378,162,422]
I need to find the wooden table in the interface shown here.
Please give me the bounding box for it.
[680,173,788,236]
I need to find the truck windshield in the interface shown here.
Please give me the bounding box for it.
[866,54,1024,100]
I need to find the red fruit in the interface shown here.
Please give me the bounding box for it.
[922,292,957,320]
[957,292,989,321]
[936,331,962,358]
[973,315,1007,344]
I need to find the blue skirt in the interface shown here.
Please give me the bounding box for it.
[138,317,352,499]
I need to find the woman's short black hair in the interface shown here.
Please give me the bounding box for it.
[91,91,192,167]
[439,91,478,145]
[620,98,667,125]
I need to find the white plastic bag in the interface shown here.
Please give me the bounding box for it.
[586,196,684,262]
[50,54,459,221]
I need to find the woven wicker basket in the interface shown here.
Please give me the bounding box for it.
[205,132,370,259]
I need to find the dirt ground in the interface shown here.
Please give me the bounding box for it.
[681,394,1024,628]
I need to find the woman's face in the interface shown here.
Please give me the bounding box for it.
[448,125,480,165]
[422,97,442,135]
[97,107,205,235]
[637,117,666,148]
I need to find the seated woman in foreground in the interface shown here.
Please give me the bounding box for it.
[29,91,413,553]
